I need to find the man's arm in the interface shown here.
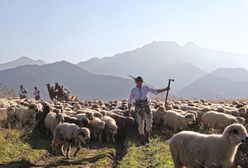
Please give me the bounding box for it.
[157,87,170,94]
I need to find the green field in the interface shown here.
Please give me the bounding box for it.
[0,128,174,168]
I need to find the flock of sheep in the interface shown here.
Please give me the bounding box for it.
[0,98,248,167]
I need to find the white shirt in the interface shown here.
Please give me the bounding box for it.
[19,88,27,96]
[33,89,40,97]
[128,85,158,104]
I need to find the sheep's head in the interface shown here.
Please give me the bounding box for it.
[76,128,91,144]
[157,106,165,114]
[109,125,118,135]
[236,117,245,124]
[7,107,16,117]
[29,103,39,112]
[224,123,248,144]
[186,111,198,119]
[184,113,196,125]
[95,118,105,130]
[80,117,90,127]
[55,113,64,123]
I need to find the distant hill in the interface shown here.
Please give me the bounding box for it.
[146,61,207,91]
[210,68,248,82]
[176,68,248,99]
[0,56,45,71]
[0,61,133,100]
[78,41,248,91]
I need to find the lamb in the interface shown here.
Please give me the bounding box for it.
[169,124,248,168]
[163,110,196,131]
[52,123,90,158]
[201,111,244,130]
[44,112,64,135]
[101,116,118,143]
[15,103,39,126]
[89,117,105,143]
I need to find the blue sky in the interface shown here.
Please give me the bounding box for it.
[0,0,248,63]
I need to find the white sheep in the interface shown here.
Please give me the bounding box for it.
[52,123,90,158]
[163,110,196,131]
[101,116,118,143]
[15,104,39,126]
[201,111,244,130]
[152,106,165,126]
[44,112,64,135]
[169,124,248,168]
[89,117,105,143]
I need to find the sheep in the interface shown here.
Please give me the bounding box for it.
[44,112,64,135]
[35,102,51,132]
[169,124,248,168]
[52,123,90,158]
[238,107,247,118]
[76,109,103,119]
[15,103,39,126]
[180,106,200,112]
[89,117,105,143]
[201,111,244,130]
[152,106,165,126]
[64,115,90,127]
[163,110,196,131]
[0,107,16,127]
[101,116,118,143]
[106,112,135,140]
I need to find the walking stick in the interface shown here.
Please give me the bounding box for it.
[164,79,175,108]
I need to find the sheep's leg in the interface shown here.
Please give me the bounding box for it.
[51,142,56,155]
[106,133,110,142]
[99,132,102,143]
[93,131,97,141]
[60,145,65,156]
[66,144,71,159]
[112,134,115,143]
[73,144,82,157]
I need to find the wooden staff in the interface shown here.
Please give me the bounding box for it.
[164,79,175,108]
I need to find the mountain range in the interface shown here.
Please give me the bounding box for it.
[176,68,248,99]
[0,56,45,71]
[77,41,248,91]
[0,61,133,100]
[1,41,248,99]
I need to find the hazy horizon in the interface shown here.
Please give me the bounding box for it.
[1,0,248,63]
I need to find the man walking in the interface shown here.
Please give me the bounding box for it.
[19,85,27,99]
[128,76,170,145]
[33,86,40,100]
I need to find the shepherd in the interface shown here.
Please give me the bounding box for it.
[19,85,27,99]
[128,76,170,145]
[33,86,40,100]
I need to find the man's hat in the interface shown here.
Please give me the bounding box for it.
[135,76,143,82]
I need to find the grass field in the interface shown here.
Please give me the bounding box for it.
[0,127,174,168]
